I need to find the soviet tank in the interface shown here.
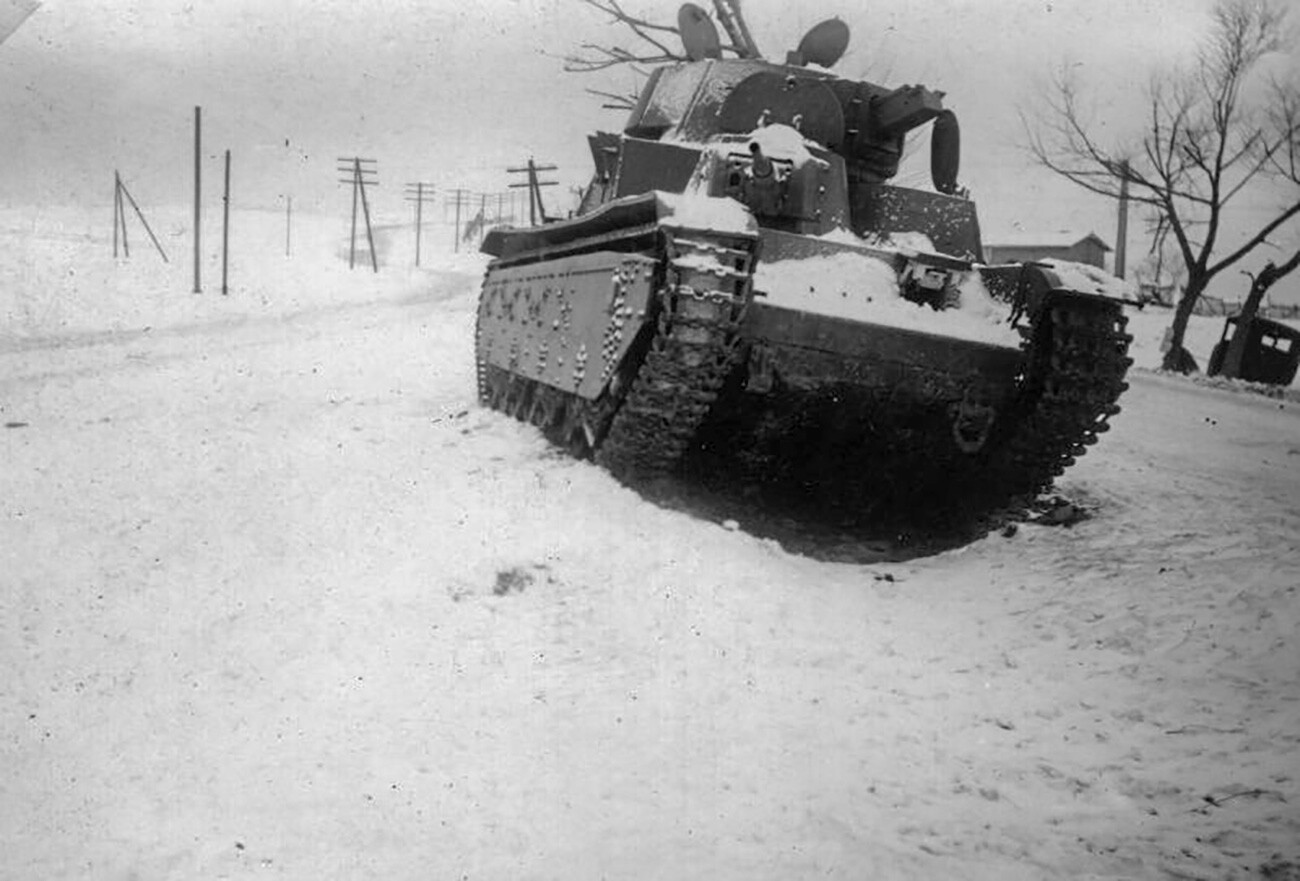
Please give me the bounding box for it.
[474,12,1133,525]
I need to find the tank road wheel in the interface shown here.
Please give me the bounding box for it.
[481,364,510,412]
[475,360,490,405]
[528,386,567,444]
[515,380,535,421]
[559,399,593,458]
[554,395,616,460]
[503,376,534,422]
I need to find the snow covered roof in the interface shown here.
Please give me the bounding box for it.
[985,230,1112,251]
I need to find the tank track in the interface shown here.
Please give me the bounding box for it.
[476,247,1131,524]
[475,229,757,480]
[989,292,1134,498]
[684,289,1134,525]
[594,233,755,478]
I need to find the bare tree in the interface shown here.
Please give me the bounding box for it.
[1219,89,1300,376]
[1023,0,1300,372]
[564,0,761,108]
[1132,215,1188,307]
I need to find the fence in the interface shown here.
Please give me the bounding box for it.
[1192,296,1300,321]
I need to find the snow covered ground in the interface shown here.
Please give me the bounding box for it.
[3,209,1298,880]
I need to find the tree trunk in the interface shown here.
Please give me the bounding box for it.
[1220,272,1271,378]
[1161,274,1208,372]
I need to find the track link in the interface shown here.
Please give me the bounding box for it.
[993,292,1134,496]
[594,232,755,478]
[475,229,758,479]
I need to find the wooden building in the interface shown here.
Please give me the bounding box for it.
[983,231,1112,269]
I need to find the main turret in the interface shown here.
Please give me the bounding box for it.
[578,45,977,259]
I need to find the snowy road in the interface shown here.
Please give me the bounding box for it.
[3,267,1298,880]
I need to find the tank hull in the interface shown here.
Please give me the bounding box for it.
[474,192,1133,521]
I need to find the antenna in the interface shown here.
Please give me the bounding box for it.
[790,18,850,68]
[678,3,721,61]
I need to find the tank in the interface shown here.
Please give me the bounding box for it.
[474,23,1134,525]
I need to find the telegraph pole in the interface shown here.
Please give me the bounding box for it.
[404,182,435,267]
[193,106,201,293]
[114,172,168,263]
[444,188,470,253]
[469,191,493,246]
[507,158,558,226]
[113,171,125,258]
[1115,160,1130,279]
[221,149,231,295]
[337,157,379,271]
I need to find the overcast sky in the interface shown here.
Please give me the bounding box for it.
[2,0,1297,295]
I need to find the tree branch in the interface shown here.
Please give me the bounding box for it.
[1207,199,1300,276]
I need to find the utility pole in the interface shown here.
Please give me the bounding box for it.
[113,171,126,258]
[193,106,201,293]
[337,157,379,271]
[1114,159,1130,279]
[114,173,169,263]
[221,149,231,295]
[444,188,470,253]
[404,182,435,267]
[470,191,493,246]
[507,158,558,226]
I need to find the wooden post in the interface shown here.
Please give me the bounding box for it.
[527,159,538,226]
[119,179,169,263]
[221,149,231,295]
[193,106,202,293]
[415,182,423,268]
[118,174,130,258]
[338,158,377,270]
[508,159,557,227]
[358,162,378,273]
[405,182,433,267]
[454,189,461,254]
[113,172,120,258]
[1114,160,1129,279]
[348,160,359,269]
